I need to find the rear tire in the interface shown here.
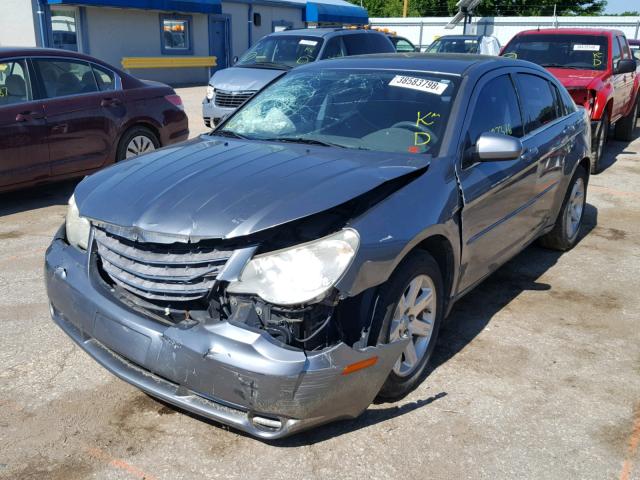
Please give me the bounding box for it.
[539,166,587,251]
[374,251,444,401]
[591,112,608,174]
[116,126,160,161]
[614,97,638,142]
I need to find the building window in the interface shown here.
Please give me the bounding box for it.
[50,7,79,52]
[160,14,193,55]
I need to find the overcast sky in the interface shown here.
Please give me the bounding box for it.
[604,0,638,14]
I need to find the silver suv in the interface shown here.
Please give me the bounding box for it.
[202,28,395,128]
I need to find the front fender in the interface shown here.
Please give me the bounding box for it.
[336,157,461,302]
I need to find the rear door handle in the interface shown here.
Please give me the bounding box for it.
[100,97,121,107]
[16,110,45,122]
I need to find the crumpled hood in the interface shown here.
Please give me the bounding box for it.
[74,136,430,241]
[209,66,285,92]
[547,67,606,89]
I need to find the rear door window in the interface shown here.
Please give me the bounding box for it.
[467,74,524,147]
[342,33,394,55]
[0,59,32,106]
[33,58,98,98]
[515,73,559,133]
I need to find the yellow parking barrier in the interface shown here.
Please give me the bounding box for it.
[121,56,216,69]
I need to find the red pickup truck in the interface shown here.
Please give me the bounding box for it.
[502,29,639,173]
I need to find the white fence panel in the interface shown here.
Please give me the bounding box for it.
[370,16,640,50]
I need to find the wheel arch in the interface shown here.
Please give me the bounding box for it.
[115,122,162,162]
[412,234,456,314]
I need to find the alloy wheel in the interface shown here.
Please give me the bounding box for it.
[565,177,585,240]
[388,274,437,377]
[125,135,156,159]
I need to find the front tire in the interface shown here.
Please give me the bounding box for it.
[116,126,160,161]
[591,111,608,174]
[614,97,638,142]
[375,251,444,401]
[539,166,587,251]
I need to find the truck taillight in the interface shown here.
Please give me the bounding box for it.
[165,94,184,111]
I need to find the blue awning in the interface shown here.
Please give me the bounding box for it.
[46,0,221,14]
[304,2,368,25]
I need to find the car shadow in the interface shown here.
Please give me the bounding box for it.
[146,205,598,445]
[599,119,639,173]
[429,203,597,375]
[0,179,79,218]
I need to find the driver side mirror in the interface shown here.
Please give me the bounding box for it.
[474,132,523,162]
[615,58,637,75]
[232,56,239,65]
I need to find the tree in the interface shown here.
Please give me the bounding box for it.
[351,0,606,17]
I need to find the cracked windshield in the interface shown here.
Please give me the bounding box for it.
[217,69,459,154]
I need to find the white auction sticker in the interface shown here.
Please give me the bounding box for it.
[299,39,318,46]
[388,75,449,95]
[573,44,600,51]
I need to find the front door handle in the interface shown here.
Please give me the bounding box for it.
[16,111,45,122]
[521,147,539,162]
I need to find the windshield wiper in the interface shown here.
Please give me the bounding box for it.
[239,62,292,70]
[263,137,346,148]
[212,130,247,139]
[540,64,584,69]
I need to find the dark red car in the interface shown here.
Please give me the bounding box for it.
[0,47,188,193]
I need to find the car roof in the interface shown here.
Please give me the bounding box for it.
[0,46,97,59]
[295,52,544,77]
[513,28,623,37]
[268,28,387,39]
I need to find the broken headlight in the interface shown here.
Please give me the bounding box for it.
[65,195,91,250]
[227,229,359,306]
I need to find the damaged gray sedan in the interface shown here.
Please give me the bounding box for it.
[46,54,591,439]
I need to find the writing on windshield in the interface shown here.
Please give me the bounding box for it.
[236,36,323,69]
[218,69,459,155]
[503,34,609,71]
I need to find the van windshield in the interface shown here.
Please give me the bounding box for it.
[502,34,609,71]
[236,36,324,69]
[217,69,459,155]
[427,38,478,53]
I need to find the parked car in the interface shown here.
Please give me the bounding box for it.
[501,29,639,173]
[47,53,591,439]
[0,47,188,193]
[202,28,395,128]
[426,35,501,55]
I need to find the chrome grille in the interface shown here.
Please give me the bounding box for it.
[214,90,256,109]
[94,227,233,302]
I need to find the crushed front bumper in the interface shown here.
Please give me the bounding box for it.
[45,237,406,439]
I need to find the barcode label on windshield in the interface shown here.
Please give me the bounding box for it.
[299,39,318,46]
[573,44,600,51]
[389,75,449,95]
